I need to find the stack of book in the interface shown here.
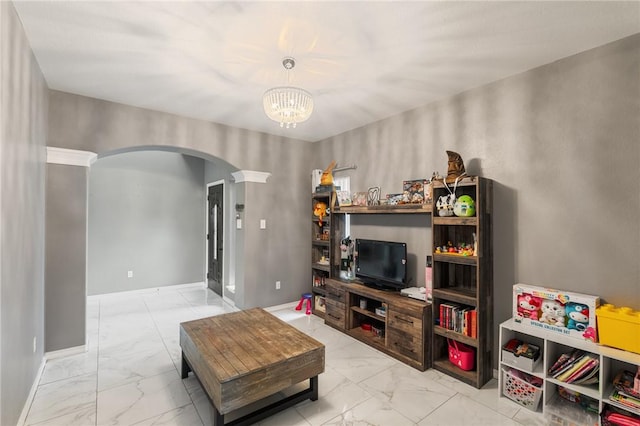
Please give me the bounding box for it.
[547,349,599,385]
[439,303,476,338]
[610,369,640,411]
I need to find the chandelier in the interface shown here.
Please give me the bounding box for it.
[263,57,314,128]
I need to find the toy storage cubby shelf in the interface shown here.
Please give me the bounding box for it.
[431,176,493,389]
[311,191,341,319]
[499,318,640,425]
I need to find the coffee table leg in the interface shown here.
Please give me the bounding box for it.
[310,375,318,401]
[180,352,191,379]
[210,404,224,426]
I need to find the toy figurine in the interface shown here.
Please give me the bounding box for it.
[320,161,336,186]
[540,299,566,327]
[517,294,542,321]
[566,302,590,331]
[445,151,466,183]
[313,201,328,226]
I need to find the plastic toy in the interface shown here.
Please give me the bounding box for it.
[313,201,328,226]
[567,302,590,331]
[517,294,542,321]
[454,195,476,217]
[540,299,566,327]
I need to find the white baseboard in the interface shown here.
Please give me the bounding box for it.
[265,301,299,312]
[45,344,86,361]
[88,282,205,300]
[18,357,46,426]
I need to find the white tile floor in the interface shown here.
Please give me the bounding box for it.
[23,285,549,425]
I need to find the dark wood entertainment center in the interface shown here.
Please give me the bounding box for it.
[311,176,493,388]
[324,278,431,371]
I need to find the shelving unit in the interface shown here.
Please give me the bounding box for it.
[431,176,493,389]
[311,191,341,318]
[499,318,640,425]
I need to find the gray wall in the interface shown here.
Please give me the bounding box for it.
[314,34,640,365]
[48,92,313,309]
[45,164,87,352]
[88,151,205,295]
[0,3,48,425]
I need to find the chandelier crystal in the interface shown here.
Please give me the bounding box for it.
[263,58,313,128]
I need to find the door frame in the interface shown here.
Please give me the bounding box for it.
[205,180,228,302]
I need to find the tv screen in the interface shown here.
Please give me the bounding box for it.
[355,239,407,290]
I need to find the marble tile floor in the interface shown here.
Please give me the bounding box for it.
[23,285,550,426]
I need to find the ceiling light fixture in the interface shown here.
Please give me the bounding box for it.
[263,57,313,129]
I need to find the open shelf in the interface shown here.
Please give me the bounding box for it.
[432,288,477,305]
[349,326,386,348]
[433,358,478,384]
[351,306,385,322]
[433,217,477,226]
[434,326,478,347]
[335,203,432,214]
[433,253,478,265]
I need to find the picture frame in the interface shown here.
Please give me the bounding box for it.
[336,190,352,206]
[402,179,428,204]
[351,192,368,206]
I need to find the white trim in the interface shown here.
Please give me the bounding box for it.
[87,282,205,300]
[264,301,299,312]
[46,147,97,167]
[17,358,46,426]
[45,344,86,361]
[231,170,271,183]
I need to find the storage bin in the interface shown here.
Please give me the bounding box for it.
[502,368,543,411]
[448,339,475,371]
[596,304,640,354]
[502,339,541,372]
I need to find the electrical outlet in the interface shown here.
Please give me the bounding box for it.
[33,337,37,353]
[275,281,281,290]
[127,270,133,278]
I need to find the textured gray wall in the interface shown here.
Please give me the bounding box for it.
[46,164,87,351]
[88,151,205,295]
[0,3,48,425]
[49,91,313,309]
[314,34,640,365]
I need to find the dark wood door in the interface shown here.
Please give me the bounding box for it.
[208,184,223,296]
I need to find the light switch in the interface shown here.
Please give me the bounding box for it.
[260,219,266,229]
[236,218,242,229]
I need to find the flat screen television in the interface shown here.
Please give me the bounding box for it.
[355,239,407,290]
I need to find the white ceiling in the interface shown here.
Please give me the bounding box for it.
[13,1,640,142]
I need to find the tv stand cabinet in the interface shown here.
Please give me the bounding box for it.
[324,278,432,371]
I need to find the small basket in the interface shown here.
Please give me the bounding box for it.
[502,368,543,411]
[447,339,475,371]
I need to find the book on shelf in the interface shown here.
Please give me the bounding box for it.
[549,349,585,377]
[565,356,599,384]
[609,389,640,410]
[613,369,640,400]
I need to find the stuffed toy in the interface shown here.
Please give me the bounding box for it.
[539,299,566,327]
[320,161,336,186]
[566,302,590,331]
[313,201,328,226]
[517,293,542,321]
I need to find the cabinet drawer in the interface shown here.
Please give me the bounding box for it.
[388,310,422,337]
[388,328,422,362]
[325,282,346,303]
[325,299,346,329]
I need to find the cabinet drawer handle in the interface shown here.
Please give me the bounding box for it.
[328,313,340,320]
[395,317,414,325]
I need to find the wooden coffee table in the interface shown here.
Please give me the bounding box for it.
[180,308,325,426]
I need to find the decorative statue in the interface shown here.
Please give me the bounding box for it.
[320,160,337,186]
[446,150,466,183]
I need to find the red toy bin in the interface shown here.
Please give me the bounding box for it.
[448,339,475,371]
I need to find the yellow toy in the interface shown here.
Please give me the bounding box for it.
[320,160,337,186]
[314,201,328,226]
